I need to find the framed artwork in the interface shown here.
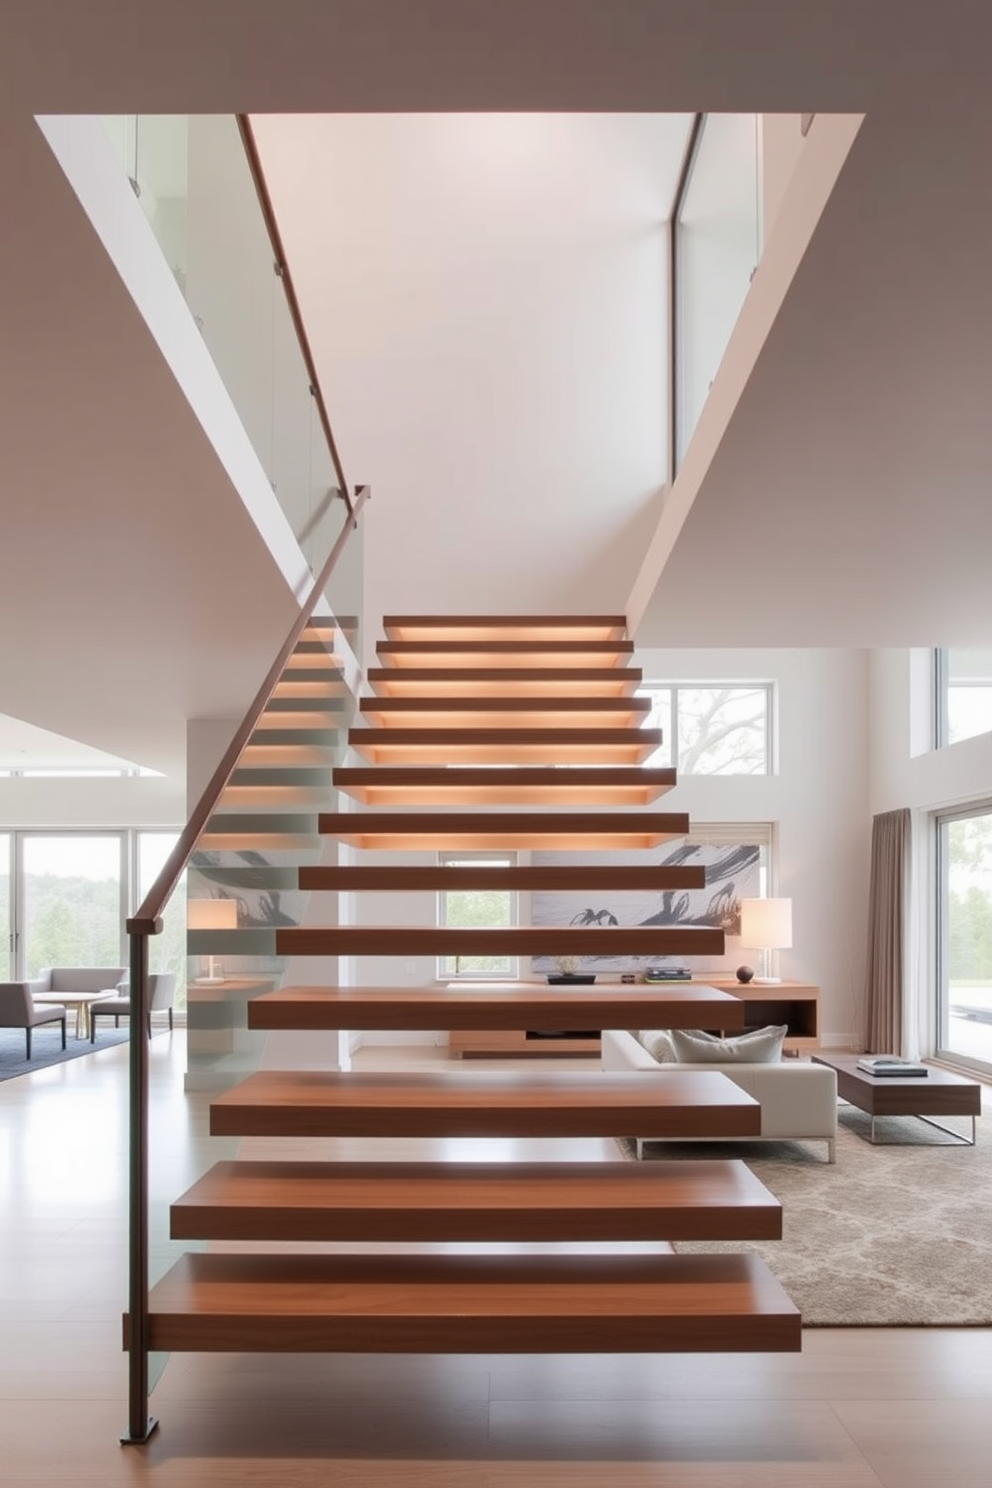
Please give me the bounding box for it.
[530,839,763,973]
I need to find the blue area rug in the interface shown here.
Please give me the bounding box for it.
[0,1025,134,1080]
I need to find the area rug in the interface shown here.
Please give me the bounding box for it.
[0,1026,134,1080]
[624,1106,992,1326]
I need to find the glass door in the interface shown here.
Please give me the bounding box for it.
[937,807,992,1073]
[19,834,125,978]
[0,834,10,978]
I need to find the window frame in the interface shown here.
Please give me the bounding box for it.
[436,849,519,982]
[934,800,992,1078]
[638,680,774,776]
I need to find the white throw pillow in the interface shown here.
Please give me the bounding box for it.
[636,1029,678,1063]
[669,1024,788,1064]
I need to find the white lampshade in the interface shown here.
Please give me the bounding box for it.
[188,898,238,984]
[739,897,793,951]
[188,898,238,931]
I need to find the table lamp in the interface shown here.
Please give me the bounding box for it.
[739,897,792,984]
[188,897,238,984]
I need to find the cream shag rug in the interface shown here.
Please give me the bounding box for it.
[627,1107,991,1326]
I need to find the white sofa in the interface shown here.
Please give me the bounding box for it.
[601,1027,838,1163]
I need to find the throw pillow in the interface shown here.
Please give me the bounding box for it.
[669,1024,788,1064]
[636,1029,678,1062]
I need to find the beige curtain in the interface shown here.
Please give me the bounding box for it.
[864,808,911,1054]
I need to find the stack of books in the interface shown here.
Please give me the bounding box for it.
[856,1056,928,1078]
[643,966,693,984]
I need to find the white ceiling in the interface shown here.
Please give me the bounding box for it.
[2,1,992,774]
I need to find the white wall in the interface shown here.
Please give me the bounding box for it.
[640,647,871,1048]
[0,773,183,830]
[760,114,807,243]
[253,113,693,637]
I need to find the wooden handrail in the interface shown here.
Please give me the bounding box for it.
[127,484,370,937]
[235,114,353,517]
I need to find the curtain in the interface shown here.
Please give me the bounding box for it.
[864,808,911,1054]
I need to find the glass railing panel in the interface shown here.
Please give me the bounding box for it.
[103,114,355,601]
[184,629,359,1092]
[676,113,761,469]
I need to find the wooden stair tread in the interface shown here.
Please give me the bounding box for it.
[131,1251,800,1354]
[247,984,745,1032]
[332,765,676,806]
[171,1159,782,1242]
[274,926,726,957]
[382,615,628,641]
[209,1069,760,1139]
[298,864,707,891]
[376,641,635,668]
[368,667,643,697]
[347,727,662,764]
[359,697,651,727]
[316,808,688,850]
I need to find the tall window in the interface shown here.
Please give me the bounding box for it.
[936,806,992,1073]
[639,684,772,774]
[438,851,518,980]
[0,829,184,994]
[935,649,992,747]
[21,835,124,978]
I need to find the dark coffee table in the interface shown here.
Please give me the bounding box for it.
[811,1053,981,1146]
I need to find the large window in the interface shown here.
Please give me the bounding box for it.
[937,806,992,1072]
[1,829,185,1001]
[438,851,518,981]
[935,649,992,747]
[639,684,771,774]
[21,834,124,978]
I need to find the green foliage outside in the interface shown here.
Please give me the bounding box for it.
[948,814,992,985]
[441,887,514,977]
[23,871,188,1008]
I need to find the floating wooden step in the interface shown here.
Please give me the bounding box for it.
[209,1069,758,1140]
[382,615,628,642]
[274,926,725,958]
[317,810,688,851]
[332,766,677,806]
[347,727,662,764]
[239,744,338,769]
[130,1251,800,1354]
[359,696,651,729]
[376,640,635,669]
[215,786,328,811]
[368,667,643,698]
[248,984,744,1033]
[273,679,349,700]
[298,863,707,892]
[170,1159,781,1243]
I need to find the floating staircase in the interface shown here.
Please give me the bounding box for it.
[154,614,800,1359]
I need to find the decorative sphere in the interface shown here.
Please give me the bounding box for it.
[736,965,755,984]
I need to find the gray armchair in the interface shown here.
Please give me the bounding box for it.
[0,981,67,1059]
[89,973,176,1041]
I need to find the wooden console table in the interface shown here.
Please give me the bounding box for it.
[449,978,820,1057]
[705,978,820,1054]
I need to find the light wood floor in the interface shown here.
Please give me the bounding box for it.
[1,1032,990,1487]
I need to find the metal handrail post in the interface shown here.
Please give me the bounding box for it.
[122,928,159,1444]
